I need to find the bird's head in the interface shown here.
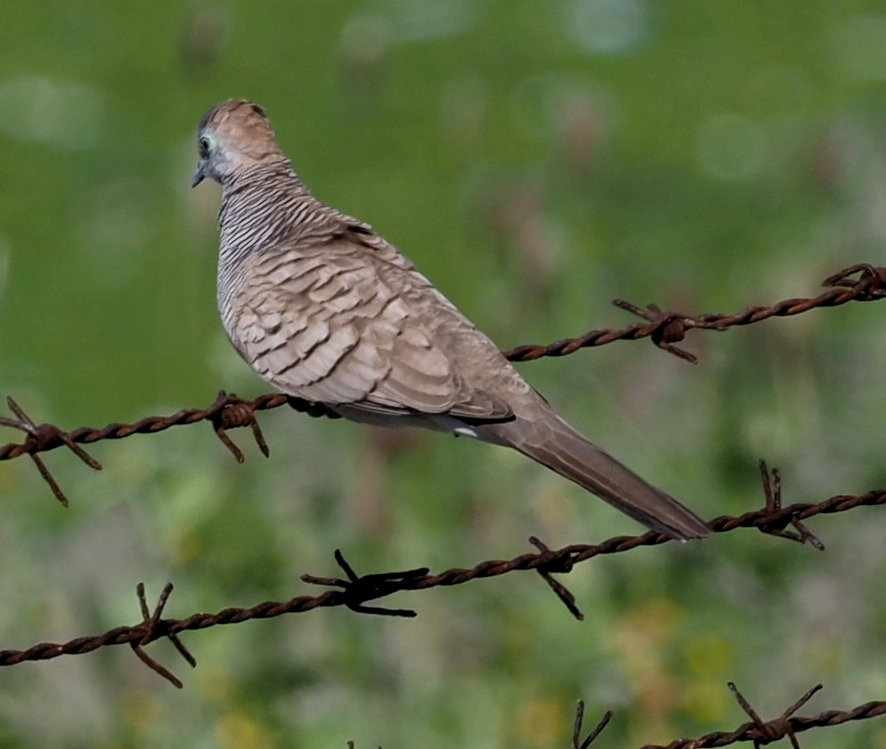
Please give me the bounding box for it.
[192,99,284,187]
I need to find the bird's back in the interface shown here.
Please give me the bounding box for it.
[217,170,531,422]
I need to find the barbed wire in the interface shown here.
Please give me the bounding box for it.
[0,262,882,507]
[567,683,886,748]
[348,685,886,748]
[0,463,882,687]
[506,262,885,363]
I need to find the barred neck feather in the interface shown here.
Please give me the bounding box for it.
[216,165,348,298]
[218,162,346,270]
[218,166,312,264]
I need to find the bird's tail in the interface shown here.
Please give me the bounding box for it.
[480,410,709,540]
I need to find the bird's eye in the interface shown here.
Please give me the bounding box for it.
[198,135,212,157]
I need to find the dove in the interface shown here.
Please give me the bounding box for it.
[192,99,708,539]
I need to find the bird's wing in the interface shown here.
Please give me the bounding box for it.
[229,234,513,422]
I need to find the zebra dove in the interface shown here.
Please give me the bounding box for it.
[192,99,709,540]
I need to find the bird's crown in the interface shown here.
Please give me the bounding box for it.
[194,99,286,185]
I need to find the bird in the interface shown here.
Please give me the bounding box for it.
[191,98,709,540]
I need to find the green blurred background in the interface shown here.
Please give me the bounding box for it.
[0,1,884,747]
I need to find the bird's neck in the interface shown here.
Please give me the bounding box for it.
[215,165,346,325]
[216,165,310,270]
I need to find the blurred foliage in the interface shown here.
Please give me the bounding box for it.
[0,1,885,747]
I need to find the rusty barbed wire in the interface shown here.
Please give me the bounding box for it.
[0,263,882,507]
[503,262,885,363]
[567,683,886,748]
[345,685,886,748]
[0,469,881,685]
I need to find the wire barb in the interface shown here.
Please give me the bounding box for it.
[0,396,102,507]
[130,582,196,689]
[572,701,613,748]
[821,263,886,299]
[610,300,699,362]
[756,460,825,550]
[727,682,823,749]
[301,549,428,618]
[529,536,584,620]
[206,390,271,463]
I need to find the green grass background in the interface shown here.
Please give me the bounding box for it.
[0,1,884,747]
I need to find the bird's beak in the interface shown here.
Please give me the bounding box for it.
[191,162,206,188]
